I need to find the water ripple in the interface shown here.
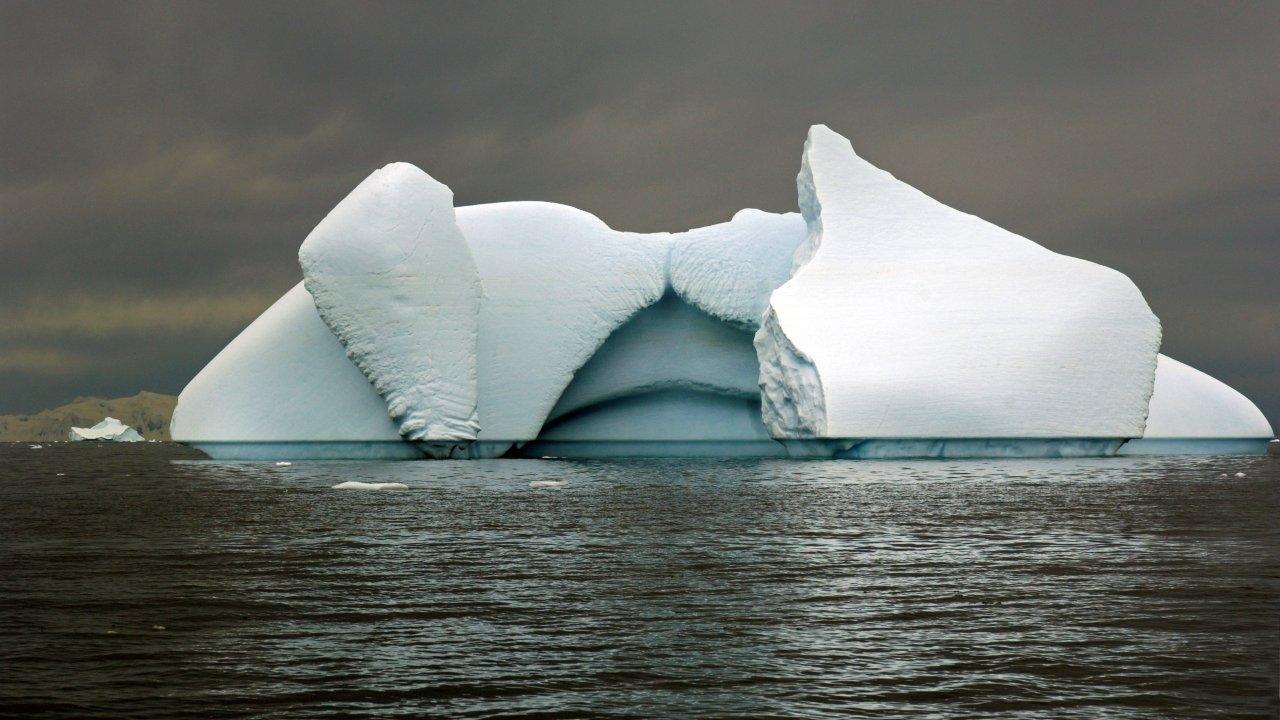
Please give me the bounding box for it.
[0,443,1276,718]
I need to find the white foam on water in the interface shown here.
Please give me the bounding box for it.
[332,481,408,490]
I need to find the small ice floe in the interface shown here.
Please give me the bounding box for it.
[332,481,408,490]
[1234,472,1247,478]
[275,461,293,466]
[152,625,166,631]
[29,444,43,449]
[529,480,565,489]
[55,473,65,477]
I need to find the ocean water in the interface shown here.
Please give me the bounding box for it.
[1,443,1277,719]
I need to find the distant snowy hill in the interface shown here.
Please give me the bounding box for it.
[0,392,175,442]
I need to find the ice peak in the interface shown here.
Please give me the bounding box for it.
[299,162,481,452]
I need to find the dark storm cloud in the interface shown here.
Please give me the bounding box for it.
[1,0,1277,421]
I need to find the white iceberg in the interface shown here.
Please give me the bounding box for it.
[1119,354,1274,455]
[757,125,1163,440]
[169,284,415,460]
[456,201,667,455]
[69,417,144,442]
[171,124,1271,460]
[299,163,481,456]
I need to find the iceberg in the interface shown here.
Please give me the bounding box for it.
[456,201,667,456]
[299,163,481,457]
[69,417,144,442]
[169,284,417,460]
[757,125,1163,440]
[1119,355,1274,455]
[171,124,1271,460]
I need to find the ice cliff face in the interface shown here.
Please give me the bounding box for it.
[755,307,825,437]
[171,124,1271,460]
[298,163,480,456]
[757,125,1163,439]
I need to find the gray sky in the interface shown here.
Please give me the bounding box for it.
[2,0,1277,424]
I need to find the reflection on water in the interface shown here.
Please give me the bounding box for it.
[1,443,1277,718]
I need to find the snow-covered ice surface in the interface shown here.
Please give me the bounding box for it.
[68,417,144,442]
[757,125,1162,439]
[456,202,667,452]
[669,209,805,329]
[1119,354,1273,455]
[299,163,480,455]
[169,284,419,460]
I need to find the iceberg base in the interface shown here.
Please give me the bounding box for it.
[516,440,788,459]
[187,441,423,461]
[1117,438,1273,456]
[179,437,1275,461]
[835,438,1126,459]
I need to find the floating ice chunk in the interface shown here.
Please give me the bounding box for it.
[1235,472,1247,478]
[333,481,408,490]
[300,163,481,454]
[274,461,292,466]
[757,125,1162,439]
[669,209,806,329]
[528,480,564,488]
[456,202,667,451]
[170,284,417,459]
[29,444,42,449]
[68,417,144,442]
[1119,355,1273,455]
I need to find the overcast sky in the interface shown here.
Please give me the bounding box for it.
[2,1,1277,425]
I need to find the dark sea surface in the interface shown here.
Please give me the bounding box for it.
[1,443,1277,719]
